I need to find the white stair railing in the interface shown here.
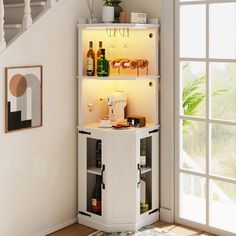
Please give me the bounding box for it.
[0,0,6,52]
[47,0,56,8]
[0,0,57,53]
[22,0,33,30]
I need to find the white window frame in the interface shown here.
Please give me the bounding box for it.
[174,0,236,235]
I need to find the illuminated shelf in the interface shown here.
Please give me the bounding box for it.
[78,123,160,134]
[78,75,160,81]
[77,23,160,29]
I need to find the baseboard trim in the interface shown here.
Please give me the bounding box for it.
[34,218,77,236]
[160,208,174,223]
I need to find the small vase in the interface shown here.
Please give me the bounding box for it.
[102,6,114,23]
[113,0,123,23]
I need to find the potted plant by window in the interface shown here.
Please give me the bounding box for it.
[102,0,114,23]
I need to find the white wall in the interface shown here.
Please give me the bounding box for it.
[121,0,162,21]
[0,1,102,236]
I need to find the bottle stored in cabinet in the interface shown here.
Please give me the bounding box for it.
[97,41,103,59]
[97,48,109,77]
[91,175,102,215]
[87,41,95,76]
[140,139,146,167]
[96,140,102,168]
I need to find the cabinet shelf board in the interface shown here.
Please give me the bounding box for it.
[87,167,102,176]
[77,23,160,29]
[141,167,152,174]
[79,123,160,134]
[78,75,160,81]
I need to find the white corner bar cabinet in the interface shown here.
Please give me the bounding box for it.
[77,23,160,232]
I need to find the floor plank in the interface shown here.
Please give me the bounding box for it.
[168,225,202,236]
[48,221,216,236]
[152,221,179,232]
[48,223,96,236]
[199,233,216,236]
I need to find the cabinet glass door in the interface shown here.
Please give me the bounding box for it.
[86,138,103,216]
[139,136,153,214]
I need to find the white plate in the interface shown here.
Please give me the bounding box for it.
[98,125,112,128]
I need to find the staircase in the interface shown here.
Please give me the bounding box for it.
[0,0,56,53]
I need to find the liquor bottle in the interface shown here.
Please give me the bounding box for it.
[91,175,102,215]
[96,140,102,168]
[97,41,103,59]
[87,41,95,76]
[140,139,146,167]
[97,49,109,77]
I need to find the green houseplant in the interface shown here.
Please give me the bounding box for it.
[182,64,227,135]
[103,0,114,6]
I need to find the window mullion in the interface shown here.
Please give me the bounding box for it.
[206,1,210,228]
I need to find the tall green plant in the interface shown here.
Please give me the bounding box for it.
[182,65,227,134]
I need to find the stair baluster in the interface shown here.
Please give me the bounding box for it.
[22,0,33,30]
[0,0,6,52]
[47,0,56,8]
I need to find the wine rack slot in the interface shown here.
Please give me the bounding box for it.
[87,173,102,216]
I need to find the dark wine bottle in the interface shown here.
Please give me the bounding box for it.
[91,175,102,215]
[97,48,109,77]
[96,140,102,168]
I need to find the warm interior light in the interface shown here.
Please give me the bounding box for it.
[81,28,158,77]
[82,79,157,126]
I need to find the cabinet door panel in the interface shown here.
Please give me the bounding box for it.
[136,130,159,218]
[106,133,136,224]
[78,132,107,223]
[78,134,88,213]
[151,132,159,211]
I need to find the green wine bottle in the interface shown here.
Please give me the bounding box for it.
[97,49,109,77]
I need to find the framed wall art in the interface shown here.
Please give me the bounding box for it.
[5,65,43,133]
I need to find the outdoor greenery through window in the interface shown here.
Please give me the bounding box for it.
[176,0,236,234]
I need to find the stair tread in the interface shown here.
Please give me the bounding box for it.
[4,1,47,8]
[4,24,22,29]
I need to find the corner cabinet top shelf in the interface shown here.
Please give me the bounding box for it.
[77,75,160,81]
[77,23,160,29]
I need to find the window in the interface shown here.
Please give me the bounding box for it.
[175,0,236,234]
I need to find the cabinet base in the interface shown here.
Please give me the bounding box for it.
[78,214,160,232]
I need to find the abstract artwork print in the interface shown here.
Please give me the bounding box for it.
[5,66,43,132]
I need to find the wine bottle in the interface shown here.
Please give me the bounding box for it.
[97,49,109,77]
[87,41,95,76]
[140,139,146,167]
[97,41,103,59]
[96,140,102,168]
[91,175,102,215]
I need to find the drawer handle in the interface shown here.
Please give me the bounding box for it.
[149,129,159,134]
[79,211,91,217]
[137,164,141,187]
[101,165,105,190]
[149,208,159,215]
[79,130,91,135]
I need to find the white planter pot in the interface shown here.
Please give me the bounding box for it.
[102,6,114,23]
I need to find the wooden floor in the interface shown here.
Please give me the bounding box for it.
[48,221,217,236]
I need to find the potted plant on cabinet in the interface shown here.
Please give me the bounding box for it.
[102,0,114,23]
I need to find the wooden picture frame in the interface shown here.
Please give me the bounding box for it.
[5,65,43,133]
